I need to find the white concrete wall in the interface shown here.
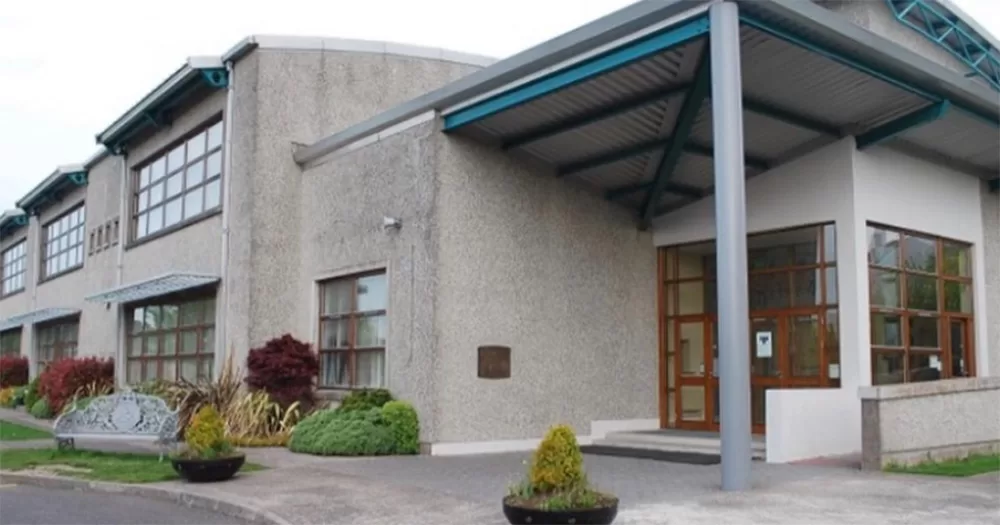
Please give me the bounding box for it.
[652,137,865,462]
[853,146,990,376]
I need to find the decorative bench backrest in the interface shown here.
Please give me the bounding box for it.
[53,390,180,442]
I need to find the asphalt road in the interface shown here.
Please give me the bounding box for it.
[0,485,247,525]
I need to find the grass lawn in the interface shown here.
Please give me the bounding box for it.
[0,448,264,483]
[0,419,52,441]
[886,454,1000,477]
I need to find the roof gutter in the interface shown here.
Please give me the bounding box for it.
[16,164,88,213]
[292,0,710,165]
[95,56,225,151]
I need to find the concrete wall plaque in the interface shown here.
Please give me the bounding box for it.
[477,345,511,379]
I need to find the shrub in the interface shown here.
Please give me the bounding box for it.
[289,408,396,456]
[246,334,319,411]
[0,355,29,388]
[23,377,40,411]
[382,401,419,455]
[337,388,394,413]
[226,391,301,445]
[38,357,114,414]
[181,405,234,459]
[0,387,16,408]
[506,424,615,512]
[529,424,585,493]
[11,385,27,407]
[289,400,420,456]
[30,398,52,419]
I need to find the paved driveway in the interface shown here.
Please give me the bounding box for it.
[0,485,246,525]
[280,452,999,525]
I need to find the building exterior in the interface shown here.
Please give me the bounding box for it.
[1,0,997,462]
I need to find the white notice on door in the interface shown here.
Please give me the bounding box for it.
[755,331,773,358]
[828,363,840,379]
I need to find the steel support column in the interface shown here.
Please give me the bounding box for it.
[709,1,752,492]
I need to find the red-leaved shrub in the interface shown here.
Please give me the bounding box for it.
[246,334,319,410]
[38,357,115,413]
[0,355,29,388]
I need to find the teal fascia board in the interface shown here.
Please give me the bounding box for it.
[740,14,998,129]
[20,170,89,216]
[640,51,711,228]
[200,68,229,88]
[101,71,228,152]
[443,15,710,131]
[856,100,951,149]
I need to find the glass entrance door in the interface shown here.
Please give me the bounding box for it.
[676,320,711,430]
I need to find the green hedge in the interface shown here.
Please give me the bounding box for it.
[289,400,419,456]
[23,378,40,411]
[30,398,52,419]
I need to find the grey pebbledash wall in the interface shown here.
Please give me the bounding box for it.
[433,134,659,443]
[225,48,484,372]
[299,121,659,444]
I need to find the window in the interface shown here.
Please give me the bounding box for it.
[867,225,975,385]
[0,329,21,357]
[2,239,27,295]
[133,120,224,241]
[37,319,78,370]
[127,296,216,384]
[318,271,387,389]
[42,205,86,279]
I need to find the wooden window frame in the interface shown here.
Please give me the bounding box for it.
[867,223,975,385]
[130,116,225,245]
[317,270,387,390]
[40,203,86,282]
[36,318,79,371]
[658,223,839,433]
[1,238,28,297]
[126,292,217,384]
[0,328,22,357]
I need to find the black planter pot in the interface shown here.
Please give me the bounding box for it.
[171,454,246,483]
[502,495,618,525]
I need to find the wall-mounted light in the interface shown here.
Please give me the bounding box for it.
[382,216,402,232]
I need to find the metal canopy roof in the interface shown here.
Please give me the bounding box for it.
[85,273,220,304]
[0,308,79,332]
[438,2,999,225]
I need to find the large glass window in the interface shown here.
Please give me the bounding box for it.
[42,205,86,279]
[127,296,216,384]
[133,120,224,241]
[867,225,975,385]
[318,271,387,389]
[1,239,27,295]
[0,328,21,357]
[37,319,78,370]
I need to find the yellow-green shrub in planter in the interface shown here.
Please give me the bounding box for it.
[503,425,618,525]
[170,405,245,483]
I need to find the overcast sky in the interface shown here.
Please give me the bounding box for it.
[1,0,997,211]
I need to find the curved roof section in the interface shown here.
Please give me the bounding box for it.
[222,35,496,68]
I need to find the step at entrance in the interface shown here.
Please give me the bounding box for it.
[583,430,766,463]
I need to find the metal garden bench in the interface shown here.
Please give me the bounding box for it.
[52,390,180,460]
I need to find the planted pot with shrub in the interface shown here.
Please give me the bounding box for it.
[171,405,245,483]
[503,425,618,525]
[289,390,419,456]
